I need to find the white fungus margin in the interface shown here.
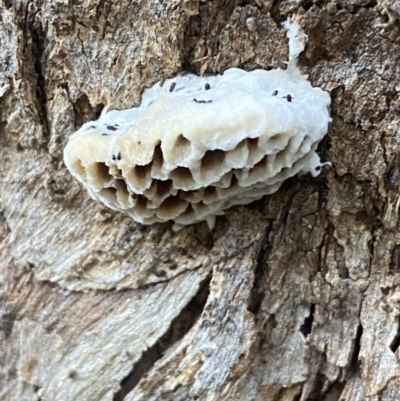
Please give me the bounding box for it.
[64,21,331,230]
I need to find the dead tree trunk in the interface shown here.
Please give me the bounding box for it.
[1,1,400,400]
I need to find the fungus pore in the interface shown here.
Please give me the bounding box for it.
[64,21,331,230]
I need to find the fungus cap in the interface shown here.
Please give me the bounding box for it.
[64,21,331,229]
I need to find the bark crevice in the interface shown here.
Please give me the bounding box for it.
[113,276,211,401]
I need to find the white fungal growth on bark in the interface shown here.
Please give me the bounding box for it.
[64,21,331,230]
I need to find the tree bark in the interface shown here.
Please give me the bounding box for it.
[1,0,400,400]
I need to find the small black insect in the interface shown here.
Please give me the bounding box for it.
[193,98,212,104]
[68,370,77,379]
[272,90,278,96]
[90,125,96,129]
[107,125,118,131]
[282,94,292,102]
[101,133,109,136]
[205,83,211,90]
[169,82,176,92]
[112,155,116,160]
[117,152,122,160]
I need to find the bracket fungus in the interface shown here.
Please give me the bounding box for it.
[64,21,331,230]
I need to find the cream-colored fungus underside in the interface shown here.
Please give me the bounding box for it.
[64,21,331,229]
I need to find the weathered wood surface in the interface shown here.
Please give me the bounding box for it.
[1,0,400,400]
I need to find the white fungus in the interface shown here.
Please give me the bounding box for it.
[64,21,331,230]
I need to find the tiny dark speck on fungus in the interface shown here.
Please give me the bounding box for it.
[107,125,118,131]
[193,98,212,104]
